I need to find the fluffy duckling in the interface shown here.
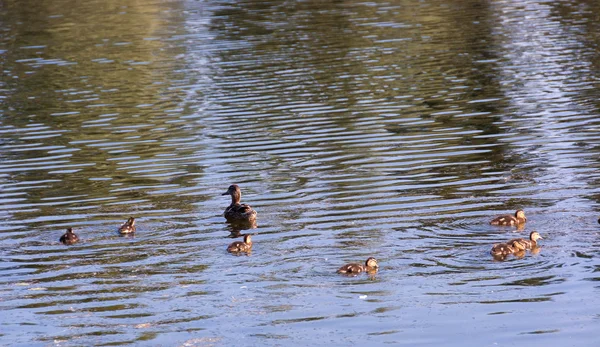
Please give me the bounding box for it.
[227,234,252,253]
[490,239,526,257]
[337,257,379,274]
[490,209,527,226]
[508,231,543,250]
[118,217,136,234]
[222,185,257,223]
[59,228,79,245]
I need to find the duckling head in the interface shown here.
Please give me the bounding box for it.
[365,257,379,269]
[515,209,526,220]
[530,231,543,241]
[243,234,252,245]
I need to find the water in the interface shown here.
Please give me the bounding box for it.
[1,0,600,345]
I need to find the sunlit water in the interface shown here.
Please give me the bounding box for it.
[1,0,600,345]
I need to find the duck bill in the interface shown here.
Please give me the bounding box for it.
[221,191,229,196]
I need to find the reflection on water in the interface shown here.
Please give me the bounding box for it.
[1,0,600,345]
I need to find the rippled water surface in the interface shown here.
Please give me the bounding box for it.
[2,0,600,345]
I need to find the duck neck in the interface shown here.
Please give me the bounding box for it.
[230,191,241,205]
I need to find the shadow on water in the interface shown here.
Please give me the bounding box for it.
[1,0,600,345]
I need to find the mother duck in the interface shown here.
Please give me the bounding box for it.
[222,184,257,223]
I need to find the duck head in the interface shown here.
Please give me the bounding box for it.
[515,209,526,221]
[222,184,241,204]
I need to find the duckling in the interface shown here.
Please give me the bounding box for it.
[337,257,379,274]
[222,184,257,223]
[508,231,543,250]
[490,239,526,257]
[59,228,79,245]
[227,234,252,253]
[490,209,527,226]
[490,243,514,257]
[118,217,136,234]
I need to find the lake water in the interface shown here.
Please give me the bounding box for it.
[1,0,600,345]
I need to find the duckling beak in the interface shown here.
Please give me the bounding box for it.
[222,191,229,196]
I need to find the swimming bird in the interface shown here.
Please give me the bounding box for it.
[227,234,252,253]
[337,257,379,274]
[222,184,257,223]
[118,217,136,234]
[490,209,527,226]
[59,228,79,245]
[490,239,526,257]
[508,231,543,250]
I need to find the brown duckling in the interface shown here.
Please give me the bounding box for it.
[59,228,79,245]
[490,239,526,257]
[508,231,543,250]
[227,234,252,253]
[222,184,257,223]
[118,217,136,234]
[337,257,379,274]
[490,209,527,226]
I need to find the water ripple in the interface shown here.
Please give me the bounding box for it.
[1,0,600,345]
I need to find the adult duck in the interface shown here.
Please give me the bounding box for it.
[222,184,257,223]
